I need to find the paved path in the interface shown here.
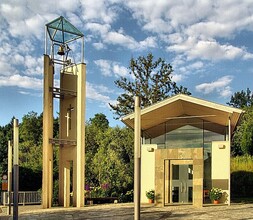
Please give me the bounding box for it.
[1,203,253,219]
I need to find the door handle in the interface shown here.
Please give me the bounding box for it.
[180,182,183,193]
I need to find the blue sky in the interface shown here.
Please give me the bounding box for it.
[0,0,253,127]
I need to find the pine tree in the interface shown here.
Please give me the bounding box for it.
[109,53,191,118]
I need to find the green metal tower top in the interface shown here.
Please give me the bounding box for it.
[45,16,84,64]
[46,16,84,44]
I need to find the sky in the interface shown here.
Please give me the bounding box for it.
[0,0,253,127]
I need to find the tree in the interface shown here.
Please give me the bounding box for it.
[227,88,253,109]
[228,88,253,155]
[109,53,191,118]
[85,114,134,195]
[86,113,109,156]
[19,112,43,171]
[232,106,253,155]
[85,114,110,186]
[89,113,109,131]
[0,119,13,178]
[91,126,134,195]
[0,113,60,191]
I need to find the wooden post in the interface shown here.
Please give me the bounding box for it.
[134,96,141,220]
[13,119,19,220]
[8,140,12,215]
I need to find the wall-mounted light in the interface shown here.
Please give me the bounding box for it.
[218,144,226,149]
[147,147,154,152]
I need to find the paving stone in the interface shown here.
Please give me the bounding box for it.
[0,203,253,220]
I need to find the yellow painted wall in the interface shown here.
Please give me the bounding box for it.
[141,144,157,203]
[212,141,230,203]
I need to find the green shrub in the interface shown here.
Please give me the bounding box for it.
[231,155,253,198]
[119,189,133,203]
[231,171,253,197]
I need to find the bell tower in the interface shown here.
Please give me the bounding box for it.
[43,16,86,208]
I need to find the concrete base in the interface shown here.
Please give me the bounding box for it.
[0,206,8,214]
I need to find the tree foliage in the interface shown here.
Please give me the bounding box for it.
[227,88,253,109]
[229,88,253,156]
[19,112,43,171]
[0,119,13,178]
[0,113,59,190]
[89,113,109,131]
[109,53,191,118]
[0,112,134,197]
[232,106,253,156]
[85,114,134,195]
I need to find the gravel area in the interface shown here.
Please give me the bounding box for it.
[0,203,253,219]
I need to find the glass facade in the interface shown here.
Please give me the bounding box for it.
[144,117,228,204]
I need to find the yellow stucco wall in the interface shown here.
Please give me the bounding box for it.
[212,141,230,203]
[141,144,157,203]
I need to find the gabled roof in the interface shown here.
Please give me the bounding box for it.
[122,94,243,137]
[46,16,84,44]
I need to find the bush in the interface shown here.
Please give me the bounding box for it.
[231,155,253,198]
[231,171,253,197]
[119,190,133,203]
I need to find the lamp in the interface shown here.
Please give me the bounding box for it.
[218,144,226,149]
[147,147,154,152]
[57,44,65,56]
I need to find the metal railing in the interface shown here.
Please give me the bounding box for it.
[1,191,41,206]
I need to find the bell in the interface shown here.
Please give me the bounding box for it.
[57,45,65,56]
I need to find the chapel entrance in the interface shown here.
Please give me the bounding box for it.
[165,159,193,204]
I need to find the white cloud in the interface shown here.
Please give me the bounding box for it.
[24,56,43,76]
[94,59,128,77]
[85,22,157,51]
[0,59,18,76]
[85,23,111,36]
[143,19,172,34]
[94,60,112,76]
[93,42,106,50]
[112,64,128,77]
[189,61,204,70]
[80,0,120,24]
[0,74,42,90]
[139,36,157,49]
[186,22,234,39]
[0,3,45,39]
[18,90,42,97]
[125,1,253,61]
[195,75,233,98]
[106,31,137,49]
[86,82,115,107]
[104,31,157,50]
[177,61,204,76]
[1,0,253,102]
[167,38,253,61]
[171,74,184,83]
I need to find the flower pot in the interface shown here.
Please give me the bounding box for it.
[148,199,154,203]
[213,200,219,204]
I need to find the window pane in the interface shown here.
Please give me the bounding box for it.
[172,165,179,180]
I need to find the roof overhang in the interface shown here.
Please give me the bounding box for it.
[122,94,244,138]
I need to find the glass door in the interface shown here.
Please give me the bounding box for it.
[170,160,193,204]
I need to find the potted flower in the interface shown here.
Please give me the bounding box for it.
[209,187,222,204]
[146,189,155,203]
